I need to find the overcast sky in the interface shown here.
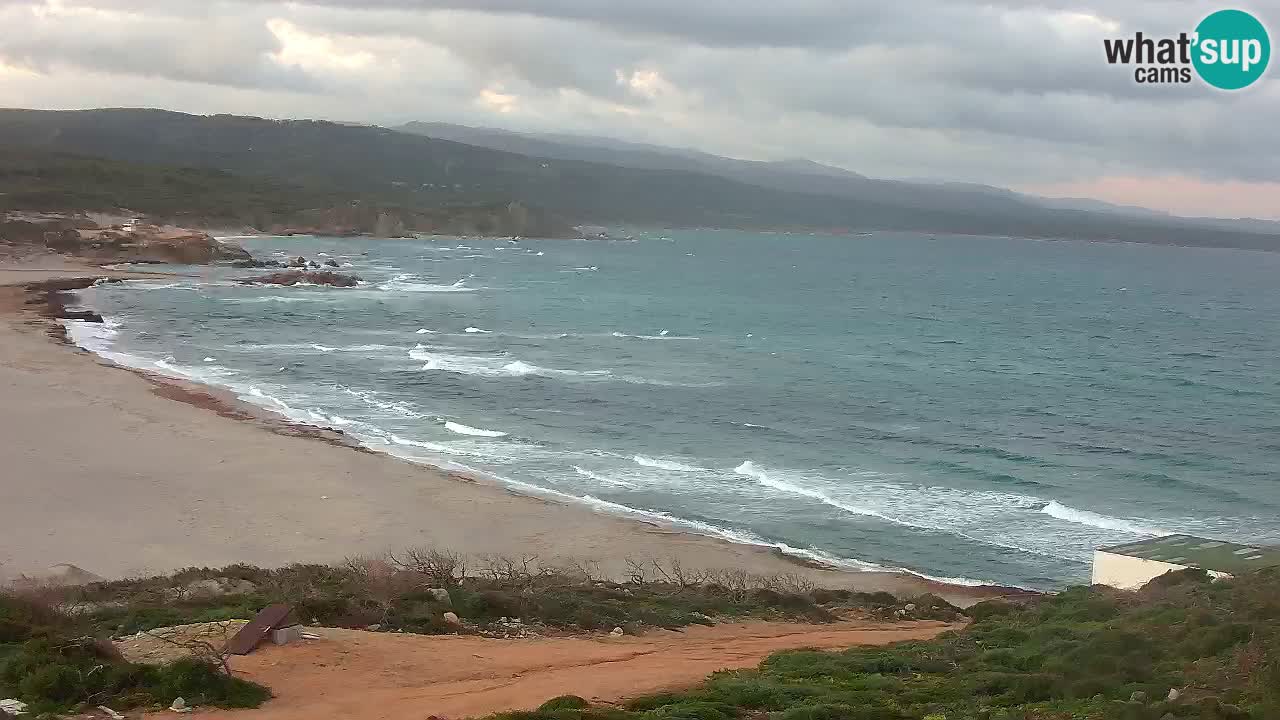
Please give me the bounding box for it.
[1,0,1276,218]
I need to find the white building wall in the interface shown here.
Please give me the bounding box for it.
[1091,551,1230,590]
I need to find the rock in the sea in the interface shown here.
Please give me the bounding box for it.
[324,259,340,267]
[231,259,281,268]
[240,270,361,288]
[288,256,308,267]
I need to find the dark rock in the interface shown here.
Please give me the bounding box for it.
[324,259,340,267]
[288,256,308,267]
[240,270,362,288]
[60,310,104,323]
[231,259,281,268]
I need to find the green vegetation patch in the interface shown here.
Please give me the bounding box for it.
[0,594,268,715]
[484,568,1280,720]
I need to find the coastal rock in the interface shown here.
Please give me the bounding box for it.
[231,259,281,268]
[2,213,250,264]
[324,259,340,267]
[240,270,362,288]
[289,256,308,267]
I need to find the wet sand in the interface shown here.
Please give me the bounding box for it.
[0,256,1018,605]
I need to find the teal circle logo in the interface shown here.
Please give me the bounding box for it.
[1193,9,1270,90]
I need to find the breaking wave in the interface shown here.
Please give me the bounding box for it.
[444,421,508,437]
[633,455,705,472]
[378,275,475,293]
[1039,500,1166,536]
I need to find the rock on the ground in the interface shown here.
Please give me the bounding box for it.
[240,270,362,287]
[183,577,258,599]
[428,588,452,606]
[170,697,190,713]
[442,612,462,627]
[610,627,624,637]
[1,698,29,716]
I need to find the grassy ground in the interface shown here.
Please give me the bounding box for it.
[490,568,1280,720]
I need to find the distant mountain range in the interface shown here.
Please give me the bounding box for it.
[0,107,1277,250]
[400,120,1280,237]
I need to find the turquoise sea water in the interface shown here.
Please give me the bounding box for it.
[70,230,1280,589]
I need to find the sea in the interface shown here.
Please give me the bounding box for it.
[65,230,1280,590]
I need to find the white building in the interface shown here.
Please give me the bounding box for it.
[1092,535,1280,590]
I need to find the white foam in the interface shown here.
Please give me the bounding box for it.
[416,328,435,334]
[572,466,637,488]
[1039,500,1166,536]
[378,274,474,293]
[464,326,489,333]
[311,344,337,353]
[444,421,508,438]
[734,461,904,525]
[633,455,705,472]
[612,331,700,341]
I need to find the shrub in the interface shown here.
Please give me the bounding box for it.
[539,695,590,711]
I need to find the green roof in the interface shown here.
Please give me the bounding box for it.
[1100,535,1280,575]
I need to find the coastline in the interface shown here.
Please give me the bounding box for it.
[0,254,1029,606]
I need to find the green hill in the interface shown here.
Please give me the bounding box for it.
[2,108,1279,250]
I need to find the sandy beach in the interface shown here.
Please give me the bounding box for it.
[0,255,1011,606]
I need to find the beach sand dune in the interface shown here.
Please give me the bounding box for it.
[0,259,1005,606]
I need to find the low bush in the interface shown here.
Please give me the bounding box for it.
[0,596,268,714]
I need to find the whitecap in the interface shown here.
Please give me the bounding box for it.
[378,274,475,293]
[633,455,705,472]
[463,326,489,334]
[1039,500,1166,536]
[572,466,637,488]
[734,461,903,525]
[444,421,508,438]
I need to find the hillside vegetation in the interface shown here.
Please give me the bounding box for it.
[495,569,1279,720]
[3,108,1280,249]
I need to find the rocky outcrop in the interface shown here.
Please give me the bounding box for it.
[1,213,252,264]
[241,270,362,287]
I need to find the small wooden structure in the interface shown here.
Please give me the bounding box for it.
[224,604,295,655]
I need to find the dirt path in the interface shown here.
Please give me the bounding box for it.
[173,620,956,720]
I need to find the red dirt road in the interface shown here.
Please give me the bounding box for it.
[172,620,956,720]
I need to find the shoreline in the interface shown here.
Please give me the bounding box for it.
[0,254,1032,606]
